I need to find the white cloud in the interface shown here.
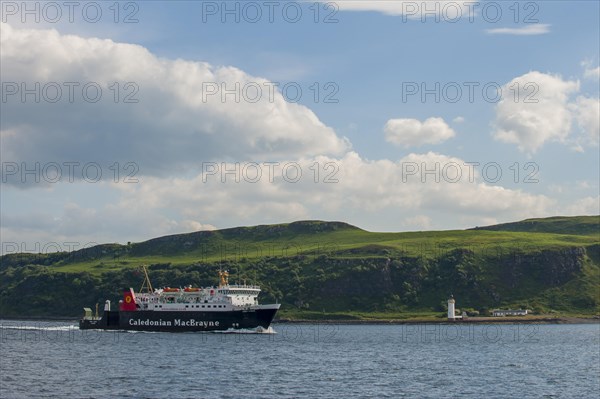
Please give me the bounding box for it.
[0,23,349,184]
[384,117,456,147]
[73,152,557,231]
[492,71,580,152]
[453,116,465,123]
[178,220,217,232]
[584,67,600,79]
[486,24,550,36]
[328,1,477,19]
[565,196,600,216]
[573,96,600,147]
[2,150,576,253]
[582,61,600,79]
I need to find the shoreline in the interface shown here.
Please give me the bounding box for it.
[274,316,600,325]
[2,315,598,325]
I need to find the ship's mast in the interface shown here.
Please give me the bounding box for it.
[139,264,154,293]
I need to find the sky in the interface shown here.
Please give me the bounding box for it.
[0,0,599,254]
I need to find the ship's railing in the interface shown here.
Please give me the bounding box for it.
[136,284,261,293]
[225,284,260,289]
[134,286,261,300]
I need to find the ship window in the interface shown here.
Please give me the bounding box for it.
[185,305,188,308]
[202,305,205,308]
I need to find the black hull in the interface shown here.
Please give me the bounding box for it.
[79,308,279,332]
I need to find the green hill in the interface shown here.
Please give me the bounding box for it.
[1,216,599,319]
[471,215,600,236]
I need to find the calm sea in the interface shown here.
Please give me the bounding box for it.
[0,321,598,398]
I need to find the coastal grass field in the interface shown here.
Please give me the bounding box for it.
[28,216,600,275]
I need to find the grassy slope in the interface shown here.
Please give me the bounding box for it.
[40,218,599,274]
[472,215,600,236]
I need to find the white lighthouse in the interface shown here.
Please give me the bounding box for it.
[447,295,456,320]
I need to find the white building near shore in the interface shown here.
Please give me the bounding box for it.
[492,309,528,317]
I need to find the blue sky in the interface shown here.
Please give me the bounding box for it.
[1,1,599,253]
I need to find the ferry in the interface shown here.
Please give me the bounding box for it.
[79,267,280,332]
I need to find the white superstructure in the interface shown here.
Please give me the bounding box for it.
[132,270,276,312]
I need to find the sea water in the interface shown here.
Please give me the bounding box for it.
[0,321,598,398]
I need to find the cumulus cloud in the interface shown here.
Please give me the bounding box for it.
[3,150,578,253]
[384,117,456,147]
[493,71,599,152]
[0,23,349,184]
[486,24,551,36]
[492,71,580,152]
[74,152,557,230]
